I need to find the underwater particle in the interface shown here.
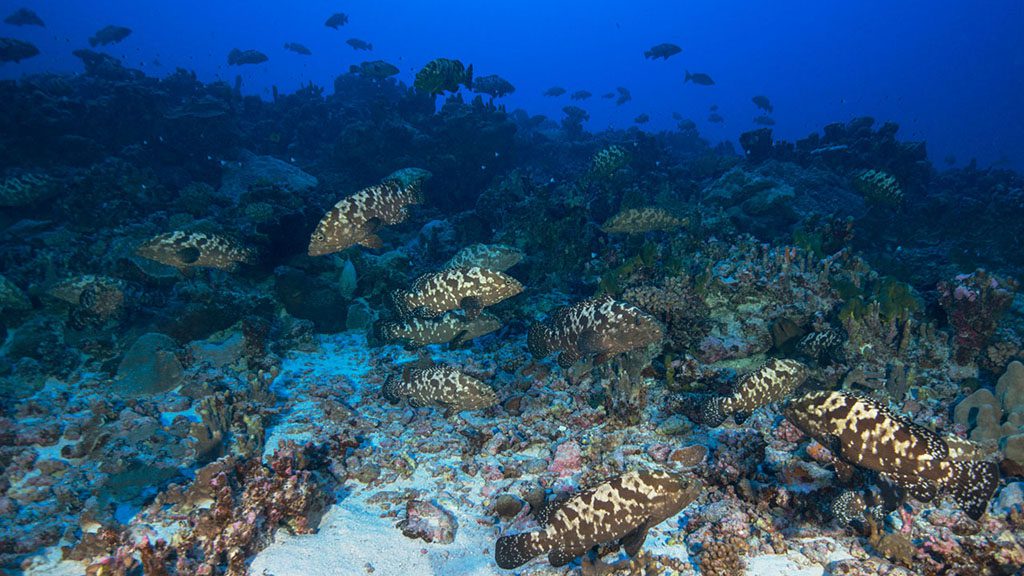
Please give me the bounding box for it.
[414,57,473,95]
[442,243,524,272]
[88,24,131,47]
[527,294,664,369]
[382,364,498,417]
[227,48,268,66]
[752,95,773,113]
[346,38,373,51]
[684,70,715,85]
[701,358,809,427]
[634,113,650,124]
[753,115,776,126]
[644,42,682,60]
[135,230,256,271]
[4,8,44,27]
[600,207,687,235]
[0,173,55,206]
[283,42,312,55]
[390,266,523,320]
[325,12,349,29]
[784,390,1000,520]
[543,86,566,97]
[308,180,424,256]
[494,470,702,569]
[473,74,516,98]
[349,59,399,79]
[852,168,903,207]
[398,499,457,544]
[0,37,38,63]
[708,112,724,123]
[377,310,502,348]
[570,90,592,101]
[615,86,632,105]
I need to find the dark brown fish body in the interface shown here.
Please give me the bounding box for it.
[701,358,809,427]
[474,74,516,98]
[136,231,255,271]
[634,113,650,124]
[570,90,592,101]
[528,295,664,368]
[308,180,423,256]
[784,391,999,520]
[4,8,44,27]
[495,471,701,569]
[350,60,399,78]
[414,58,473,95]
[644,43,682,60]
[392,267,523,320]
[346,38,373,51]
[0,37,39,62]
[544,86,566,97]
[752,95,773,113]
[378,311,501,348]
[443,243,524,272]
[89,25,131,47]
[600,207,686,235]
[684,70,714,85]
[616,86,632,105]
[383,365,498,416]
[325,12,349,28]
[228,48,268,66]
[284,42,312,55]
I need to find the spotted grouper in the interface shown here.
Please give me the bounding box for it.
[308,180,423,256]
[378,311,502,348]
[382,365,498,417]
[784,390,999,520]
[135,231,255,271]
[494,470,702,569]
[527,295,664,369]
[391,266,522,320]
[701,358,809,427]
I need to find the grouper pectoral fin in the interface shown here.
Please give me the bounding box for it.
[358,234,383,249]
[460,295,483,320]
[620,522,650,557]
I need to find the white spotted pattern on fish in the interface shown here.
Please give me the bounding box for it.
[392,266,522,319]
[135,231,254,271]
[701,358,809,427]
[382,365,497,415]
[308,180,423,256]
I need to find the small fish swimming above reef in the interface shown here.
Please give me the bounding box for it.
[616,86,632,105]
[684,70,714,85]
[378,311,502,348]
[473,74,516,98]
[784,390,999,520]
[415,57,473,95]
[391,267,523,320]
[346,38,373,51]
[752,95,773,113]
[383,365,498,417]
[544,86,566,97]
[308,180,424,256]
[644,42,682,60]
[495,470,702,569]
[443,243,524,272]
[4,8,44,27]
[0,37,39,63]
[570,90,592,101]
[701,358,809,427]
[325,12,349,29]
[284,42,312,55]
[707,112,724,123]
[228,48,268,66]
[136,231,255,272]
[89,25,131,47]
[350,60,399,79]
[634,113,650,124]
[600,207,687,235]
[528,295,664,369]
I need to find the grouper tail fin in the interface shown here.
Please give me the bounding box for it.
[945,459,999,520]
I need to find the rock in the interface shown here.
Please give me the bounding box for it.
[996,361,1024,414]
[115,333,183,396]
[274,267,347,332]
[345,298,375,331]
[492,494,523,518]
[954,389,1011,443]
[188,331,245,369]
[398,500,457,544]
[656,414,693,436]
[548,440,583,477]
[219,151,318,202]
[1001,434,1024,469]
[992,482,1024,516]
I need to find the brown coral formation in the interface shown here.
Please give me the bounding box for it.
[699,536,748,576]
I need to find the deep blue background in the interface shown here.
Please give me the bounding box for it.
[2,0,1022,169]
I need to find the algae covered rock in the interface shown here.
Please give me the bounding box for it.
[219,151,318,202]
[115,332,184,396]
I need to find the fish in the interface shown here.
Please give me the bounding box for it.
[700,358,809,427]
[528,295,664,369]
[709,104,719,112]
[753,115,776,126]
[308,180,424,256]
[543,86,566,97]
[494,470,702,569]
[382,365,498,416]
[350,60,399,79]
[0,37,38,63]
[684,70,714,86]
[707,113,724,123]
[644,43,682,60]
[570,90,592,101]
[325,12,349,29]
[794,330,845,365]
[415,57,473,95]
[600,207,687,235]
[284,42,312,55]
[378,311,502,349]
[135,231,255,271]
[633,113,650,125]
[752,95,773,113]
[228,48,268,66]
[47,275,126,323]
[391,267,523,320]
[601,92,615,99]
[442,243,524,272]
[4,8,44,27]
[784,390,1000,520]
[88,25,132,47]
[473,74,516,98]
[382,167,432,189]
[615,86,632,105]
[346,38,373,51]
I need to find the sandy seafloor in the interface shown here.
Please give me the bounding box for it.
[27,332,859,576]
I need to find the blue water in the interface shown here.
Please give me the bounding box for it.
[4,0,1022,169]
